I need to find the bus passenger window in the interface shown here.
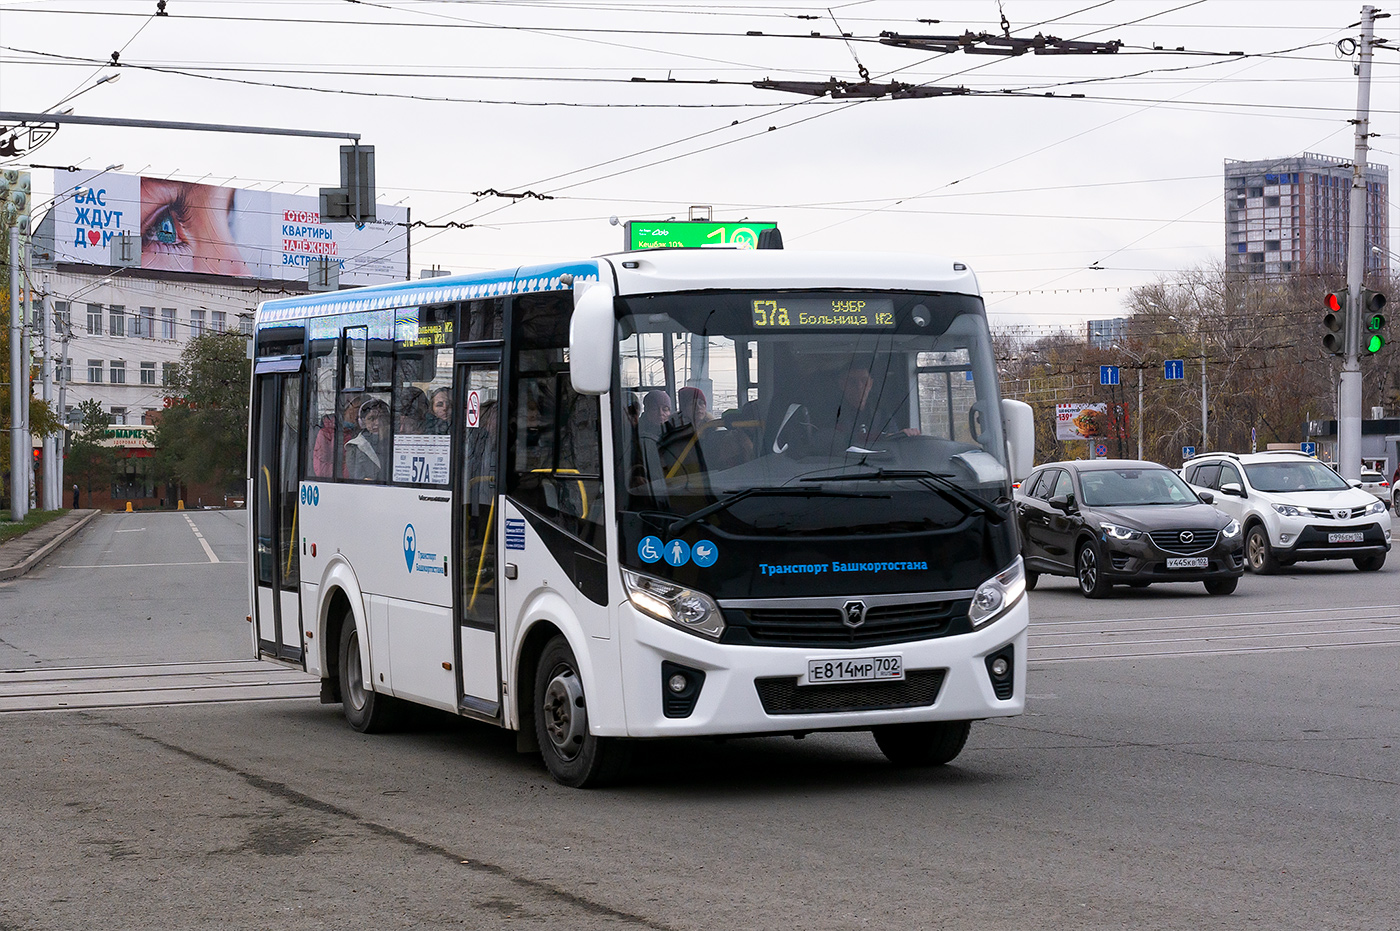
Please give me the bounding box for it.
[305,339,338,479]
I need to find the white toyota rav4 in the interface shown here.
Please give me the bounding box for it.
[1183,451,1392,573]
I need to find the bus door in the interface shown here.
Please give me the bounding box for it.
[253,361,305,663]
[454,344,504,718]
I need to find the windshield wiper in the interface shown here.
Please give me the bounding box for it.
[800,469,1008,524]
[665,486,871,537]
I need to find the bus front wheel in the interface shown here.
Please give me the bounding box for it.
[337,615,401,733]
[533,635,630,788]
[872,720,972,766]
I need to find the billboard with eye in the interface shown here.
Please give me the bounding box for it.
[46,169,407,285]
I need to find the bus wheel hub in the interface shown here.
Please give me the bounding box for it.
[542,669,586,759]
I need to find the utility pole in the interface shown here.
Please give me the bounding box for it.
[7,226,25,521]
[1199,331,1208,451]
[39,277,54,510]
[1136,366,1144,460]
[55,311,69,506]
[1338,5,1380,482]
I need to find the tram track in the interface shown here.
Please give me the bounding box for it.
[0,659,320,713]
[1030,601,1400,663]
[6,599,1398,709]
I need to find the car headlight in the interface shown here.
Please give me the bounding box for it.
[1363,499,1386,516]
[1272,503,1305,518]
[1099,521,1142,541]
[621,568,725,640]
[1221,519,1241,539]
[969,557,1026,630]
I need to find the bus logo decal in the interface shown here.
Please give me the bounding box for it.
[403,524,416,571]
[638,536,663,563]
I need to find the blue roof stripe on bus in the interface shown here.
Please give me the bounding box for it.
[255,260,602,329]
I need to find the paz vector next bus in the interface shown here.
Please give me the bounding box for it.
[248,248,1035,787]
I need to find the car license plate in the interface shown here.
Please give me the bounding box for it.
[1329,532,1364,544]
[806,655,903,685]
[1166,557,1209,569]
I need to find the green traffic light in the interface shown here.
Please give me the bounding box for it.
[1366,334,1385,354]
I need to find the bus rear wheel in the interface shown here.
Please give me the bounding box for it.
[338,615,401,733]
[872,720,972,767]
[533,635,629,788]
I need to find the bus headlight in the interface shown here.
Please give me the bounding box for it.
[968,557,1026,630]
[622,568,725,640]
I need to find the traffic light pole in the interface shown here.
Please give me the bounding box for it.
[1338,5,1379,482]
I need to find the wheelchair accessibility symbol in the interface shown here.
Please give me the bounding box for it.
[638,536,663,563]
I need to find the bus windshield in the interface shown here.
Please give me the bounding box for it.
[615,290,1009,537]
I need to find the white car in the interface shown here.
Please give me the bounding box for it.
[1358,470,1390,505]
[1183,451,1392,573]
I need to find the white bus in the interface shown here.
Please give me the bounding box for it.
[249,248,1035,786]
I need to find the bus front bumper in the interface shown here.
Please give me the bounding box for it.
[614,597,1028,739]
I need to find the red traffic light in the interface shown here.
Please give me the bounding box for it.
[1325,292,1343,312]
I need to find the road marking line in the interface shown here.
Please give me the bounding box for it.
[113,528,146,533]
[55,562,245,569]
[183,514,219,563]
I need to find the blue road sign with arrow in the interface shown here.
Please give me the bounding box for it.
[1100,365,1119,386]
[1164,359,1184,380]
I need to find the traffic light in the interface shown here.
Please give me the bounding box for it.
[1322,289,1347,355]
[1361,289,1387,355]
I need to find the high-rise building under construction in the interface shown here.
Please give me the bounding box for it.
[1224,153,1388,280]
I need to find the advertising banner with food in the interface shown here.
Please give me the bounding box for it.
[1056,402,1129,441]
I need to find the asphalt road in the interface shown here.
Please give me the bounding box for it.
[1,511,1396,930]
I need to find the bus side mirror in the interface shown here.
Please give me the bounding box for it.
[1001,398,1034,482]
[569,282,616,395]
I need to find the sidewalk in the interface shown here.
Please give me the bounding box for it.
[0,510,102,581]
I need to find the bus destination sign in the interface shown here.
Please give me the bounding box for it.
[751,297,896,329]
[627,220,777,251]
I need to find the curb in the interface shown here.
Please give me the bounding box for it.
[0,510,102,582]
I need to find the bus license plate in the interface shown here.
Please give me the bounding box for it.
[806,656,903,685]
[1329,532,1364,544]
[1166,557,1209,569]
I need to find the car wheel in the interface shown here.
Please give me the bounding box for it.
[338,613,402,734]
[1244,525,1279,575]
[1204,577,1239,595]
[534,635,630,788]
[1354,553,1386,571]
[872,720,972,767]
[1076,543,1111,598]
[1024,570,1039,591]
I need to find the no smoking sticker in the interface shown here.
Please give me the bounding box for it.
[466,390,481,428]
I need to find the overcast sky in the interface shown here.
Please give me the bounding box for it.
[3,0,1397,333]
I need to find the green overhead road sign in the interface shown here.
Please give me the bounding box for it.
[626,220,777,251]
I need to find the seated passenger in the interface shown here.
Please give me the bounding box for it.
[677,386,752,470]
[638,389,673,440]
[396,386,429,435]
[424,387,452,435]
[345,398,391,481]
